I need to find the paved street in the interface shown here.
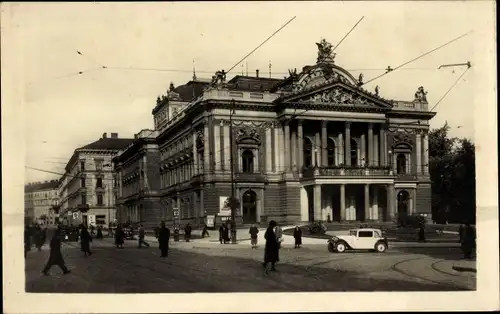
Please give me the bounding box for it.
[26,235,475,293]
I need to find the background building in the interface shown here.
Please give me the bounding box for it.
[113,129,162,229]
[151,39,434,225]
[59,132,134,226]
[24,180,60,225]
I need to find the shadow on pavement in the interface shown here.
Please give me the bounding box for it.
[26,243,469,293]
[393,247,466,261]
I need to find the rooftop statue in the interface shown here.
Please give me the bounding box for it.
[316,38,336,64]
[288,68,299,80]
[357,73,364,86]
[375,85,380,96]
[211,70,227,87]
[414,86,428,103]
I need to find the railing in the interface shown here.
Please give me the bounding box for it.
[392,101,429,111]
[234,172,266,182]
[302,166,392,179]
[395,173,418,181]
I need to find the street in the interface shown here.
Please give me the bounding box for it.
[25,236,476,293]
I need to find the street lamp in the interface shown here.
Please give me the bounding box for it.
[229,99,237,244]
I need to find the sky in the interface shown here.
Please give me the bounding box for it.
[4,2,495,183]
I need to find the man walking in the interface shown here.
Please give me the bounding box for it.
[158,222,171,257]
[138,224,150,248]
[42,227,71,276]
[249,224,259,248]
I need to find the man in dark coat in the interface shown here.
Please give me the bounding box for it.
[24,224,32,257]
[249,224,259,248]
[42,227,71,275]
[80,224,93,257]
[462,223,476,259]
[138,224,150,248]
[158,222,171,257]
[96,225,103,239]
[293,226,302,248]
[184,223,192,242]
[219,224,226,244]
[34,225,45,252]
[263,220,279,274]
[114,224,124,249]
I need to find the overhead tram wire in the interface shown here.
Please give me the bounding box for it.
[332,16,365,52]
[25,166,117,182]
[287,30,474,122]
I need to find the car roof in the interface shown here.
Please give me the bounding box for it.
[349,228,383,232]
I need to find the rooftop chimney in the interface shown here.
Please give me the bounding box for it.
[111,133,118,138]
[256,69,260,78]
[102,133,107,139]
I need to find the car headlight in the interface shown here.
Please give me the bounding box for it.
[330,236,339,242]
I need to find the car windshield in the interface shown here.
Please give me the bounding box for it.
[373,230,381,238]
[349,230,357,236]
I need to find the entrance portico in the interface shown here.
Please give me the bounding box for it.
[301,179,396,222]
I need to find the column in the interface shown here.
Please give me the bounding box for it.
[214,122,221,171]
[380,127,386,167]
[340,184,346,221]
[192,132,198,175]
[203,122,210,173]
[368,123,374,166]
[273,125,280,173]
[256,189,263,223]
[314,132,321,167]
[409,190,414,214]
[300,186,308,221]
[297,120,304,170]
[372,188,379,221]
[337,133,344,166]
[314,184,322,221]
[373,133,379,166]
[199,190,205,218]
[345,122,351,166]
[223,122,231,172]
[291,129,297,171]
[284,122,290,171]
[360,134,366,167]
[364,184,370,221]
[321,121,328,166]
[387,185,395,221]
[415,132,422,174]
[265,128,272,173]
[422,132,429,174]
[279,125,285,172]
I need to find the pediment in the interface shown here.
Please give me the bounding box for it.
[280,82,393,109]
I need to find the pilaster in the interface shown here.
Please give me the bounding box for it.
[223,122,231,172]
[265,128,272,173]
[284,121,291,171]
[340,184,346,221]
[214,122,221,171]
[368,123,374,166]
[321,121,328,167]
[297,120,304,171]
[345,122,351,166]
[364,184,370,221]
[314,184,322,221]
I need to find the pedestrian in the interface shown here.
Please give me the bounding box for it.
[184,223,192,242]
[263,220,279,274]
[223,224,230,243]
[138,224,150,248]
[115,224,124,249]
[24,224,32,257]
[249,224,259,248]
[158,222,171,257]
[418,225,426,242]
[219,224,225,244]
[108,223,114,237]
[202,224,210,238]
[462,223,476,259]
[41,227,71,276]
[96,225,103,239]
[80,224,93,257]
[90,224,96,236]
[293,225,302,248]
[34,225,45,252]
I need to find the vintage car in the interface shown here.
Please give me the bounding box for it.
[327,228,388,253]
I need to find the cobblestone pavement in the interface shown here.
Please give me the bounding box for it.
[25,237,476,293]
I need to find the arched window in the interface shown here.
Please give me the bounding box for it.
[397,154,407,174]
[242,150,254,173]
[327,138,336,166]
[304,138,313,167]
[350,139,358,167]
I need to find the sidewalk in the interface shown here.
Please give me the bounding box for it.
[452,259,477,273]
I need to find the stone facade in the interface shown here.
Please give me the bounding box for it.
[24,180,60,225]
[145,40,435,226]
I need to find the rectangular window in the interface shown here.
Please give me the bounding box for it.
[358,231,373,238]
[81,193,87,205]
[80,161,85,171]
[81,178,86,187]
[96,215,106,225]
[96,178,103,188]
[97,194,104,205]
[95,160,103,171]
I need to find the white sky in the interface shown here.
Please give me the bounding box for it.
[5,2,494,183]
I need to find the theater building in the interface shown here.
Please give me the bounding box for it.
[150,39,434,225]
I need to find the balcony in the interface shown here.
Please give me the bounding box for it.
[234,172,266,183]
[302,166,392,179]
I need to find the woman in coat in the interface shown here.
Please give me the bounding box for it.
[80,224,93,257]
[114,224,124,249]
[293,226,302,248]
[263,220,279,274]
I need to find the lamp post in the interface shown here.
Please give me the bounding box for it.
[230,99,237,244]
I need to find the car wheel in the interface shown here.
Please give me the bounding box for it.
[336,242,346,253]
[328,243,335,253]
[375,242,387,253]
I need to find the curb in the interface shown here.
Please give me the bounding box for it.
[452,266,477,273]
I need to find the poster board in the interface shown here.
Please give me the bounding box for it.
[206,215,215,228]
[219,196,231,216]
[88,214,96,227]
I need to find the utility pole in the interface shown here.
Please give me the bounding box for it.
[230,99,237,244]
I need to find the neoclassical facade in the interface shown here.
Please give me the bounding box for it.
[152,39,435,225]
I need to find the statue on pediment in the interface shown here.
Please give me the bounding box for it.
[211,70,227,87]
[414,86,428,103]
[167,82,181,100]
[288,68,299,80]
[316,38,336,64]
[375,85,380,96]
[357,73,364,86]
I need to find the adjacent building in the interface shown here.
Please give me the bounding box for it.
[117,39,435,226]
[112,129,162,229]
[59,132,134,226]
[24,180,60,225]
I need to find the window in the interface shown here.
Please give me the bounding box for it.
[327,138,336,166]
[304,138,313,167]
[358,231,373,238]
[81,178,86,188]
[80,161,85,171]
[241,149,254,173]
[397,154,407,174]
[350,139,358,167]
[96,177,103,188]
[97,194,104,205]
[96,215,106,225]
[95,160,103,171]
[81,193,87,205]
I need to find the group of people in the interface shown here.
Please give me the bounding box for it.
[24,223,48,256]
